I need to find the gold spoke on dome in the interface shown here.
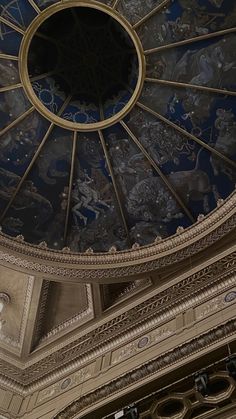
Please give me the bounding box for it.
[0,106,35,138]
[0,82,22,94]
[133,0,172,30]
[137,102,236,171]
[120,119,195,223]
[145,27,236,55]
[35,31,64,48]
[27,0,41,15]
[98,129,131,245]
[70,6,80,25]
[99,102,131,243]
[145,78,236,97]
[111,0,121,10]
[30,70,59,82]
[0,94,73,222]
[64,131,77,242]
[0,53,18,61]
[0,15,25,35]
[0,123,54,222]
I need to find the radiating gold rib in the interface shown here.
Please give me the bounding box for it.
[100,63,134,96]
[145,27,236,55]
[27,0,41,14]
[145,78,236,97]
[111,0,121,9]
[98,129,132,244]
[0,106,34,138]
[71,7,80,25]
[137,101,236,170]
[35,31,80,58]
[35,32,61,47]
[133,0,171,30]
[30,70,57,82]
[0,95,72,222]
[0,82,22,93]
[99,103,131,243]
[0,16,25,35]
[0,53,18,61]
[120,120,195,223]
[64,131,77,242]
[0,123,55,222]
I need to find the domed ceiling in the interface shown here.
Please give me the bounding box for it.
[0,0,235,253]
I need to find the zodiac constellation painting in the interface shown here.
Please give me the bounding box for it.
[1,1,25,29]
[0,0,235,253]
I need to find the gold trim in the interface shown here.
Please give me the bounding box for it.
[0,122,54,221]
[27,0,41,14]
[133,0,171,30]
[19,1,146,132]
[30,70,58,82]
[120,120,195,223]
[145,27,236,55]
[0,53,18,61]
[145,78,236,97]
[0,106,34,138]
[64,131,77,241]
[137,101,236,171]
[0,15,25,35]
[0,96,72,221]
[112,0,120,9]
[35,31,65,48]
[0,83,22,93]
[98,129,131,244]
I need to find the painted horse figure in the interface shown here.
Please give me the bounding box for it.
[72,175,110,226]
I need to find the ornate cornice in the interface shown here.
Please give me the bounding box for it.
[0,276,34,349]
[32,280,50,348]
[0,250,235,392]
[0,193,235,282]
[54,317,236,419]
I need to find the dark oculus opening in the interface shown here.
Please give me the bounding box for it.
[28,7,138,114]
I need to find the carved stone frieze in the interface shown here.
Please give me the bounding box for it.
[32,280,50,347]
[196,291,236,320]
[37,363,95,404]
[54,317,236,419]
[0,251,235,391]
[0,193,235,282]
[111,321,175,364]
[0,275,34,349]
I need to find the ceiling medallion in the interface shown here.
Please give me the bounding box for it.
[19,1,145,131]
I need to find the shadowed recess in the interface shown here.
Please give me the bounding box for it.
[28,7,139,124]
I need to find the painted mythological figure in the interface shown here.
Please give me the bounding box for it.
[72,173,110,226]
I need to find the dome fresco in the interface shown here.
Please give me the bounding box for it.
[0,0,235,253]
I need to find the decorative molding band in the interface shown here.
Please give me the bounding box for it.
[32,280,50,348]
[19,276,35,346]
[0,250,235,392]
[0,193,235,282]
[0,276,34,349]
[54,317,236,419]
[29,269,236,396]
